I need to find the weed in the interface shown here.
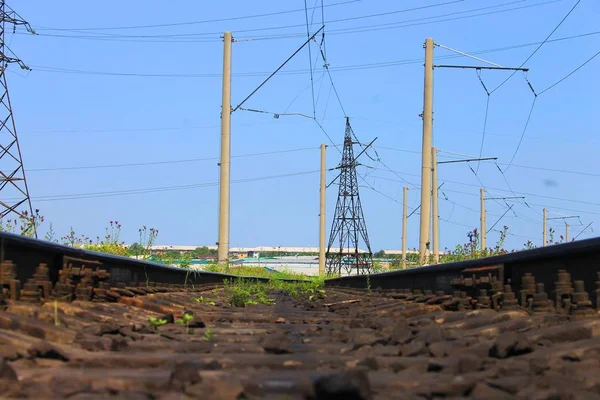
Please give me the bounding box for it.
[439,226,510,264]
[269,276,325,302]
[205,264,308,281]
[53,293,72,326]
[203,327,214,342]
[184,269,190,286]
[224,278,277,307]
[54,299,59,327]
[148,316,168,331]
[136,226,159,259]
[193,296,216,306]
[0,209,43,238]
[44,223,58,243]
[176,312,194,334]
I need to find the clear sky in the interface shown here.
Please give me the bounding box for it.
[5,0,600,251]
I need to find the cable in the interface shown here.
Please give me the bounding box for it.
[369,167,600,209]
[573,222,593,240]
[538,49,600,95]
[435,148,600,178]
[439,216,473,229]
[23,0,559,44]
[40,0,464,40]
[493,162,542,224]
[374,146,422,155]
[368,174,600,229]
[16,170,320,202]
[241,0,563,41]
[466,163,506,210]
[34,0,360,31]
[320,85,333,122]
[501,230,531,240]
[504,96,537,171]
[303,0,317,118]
[310,26,351,153]
[320,0,328,61]
[475,70,491,173]
[233,26,324,112]
[357,174,404,206]
[282,72,325,115]
[237,107,313,119]
[314,119,342,154]
[318,42,347,117]
[487,205,514,234]
[27,31,600,79]
[369,146,417,188]
[26,146,319,172]
[21,120,305,135]
[490,0,581,94]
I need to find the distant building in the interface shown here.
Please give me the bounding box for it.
[145,245,372,257]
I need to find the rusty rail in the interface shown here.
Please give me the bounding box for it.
[327,236,600,310]
[0,232,599,398]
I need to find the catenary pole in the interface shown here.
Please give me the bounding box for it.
[319,144,327,276]
[431,147,439,263]
[419,38,434,263]
[543,208,547,246]
[402,186,408,269]
[218,31,232,265]
[480,188,486,251]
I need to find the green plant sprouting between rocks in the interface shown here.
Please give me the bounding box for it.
[148,316,168,331]
[176,312,194,334]
[203,327,214,342]
[222,276,325,307]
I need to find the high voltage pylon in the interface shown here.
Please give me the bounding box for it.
[326,117,373,276]
[0,1,35,226]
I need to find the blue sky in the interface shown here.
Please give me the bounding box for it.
[6,0,599,251]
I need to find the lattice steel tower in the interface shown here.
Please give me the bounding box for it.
[326,117,373,276]
[0,1,35,222]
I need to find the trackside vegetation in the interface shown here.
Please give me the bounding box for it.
[0,210,572,276]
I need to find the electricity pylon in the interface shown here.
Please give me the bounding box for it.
[0,1,36,228]
[325,117,373,276]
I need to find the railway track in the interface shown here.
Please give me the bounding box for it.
[0,232,599,398]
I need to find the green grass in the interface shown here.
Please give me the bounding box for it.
[203,327,214,342]
[204,264,309,280]
[220,275,325,307]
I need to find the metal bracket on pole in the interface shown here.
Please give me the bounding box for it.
[438,157,497,165]
[434,65,529,71]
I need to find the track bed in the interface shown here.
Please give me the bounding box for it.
[0,285,598,399]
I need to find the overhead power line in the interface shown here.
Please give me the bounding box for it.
[241,0,565,41]
[26,31,600,78]
[14,170,320,202]
[504,96,537,170]
[538,49,600,95]
[26,146,319,172]
[232,25,324,112]
[369,167,600,209]
[34,0,360,31]
[34,1,464,39]
[491,0,581,93]
[24,0,564,43]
